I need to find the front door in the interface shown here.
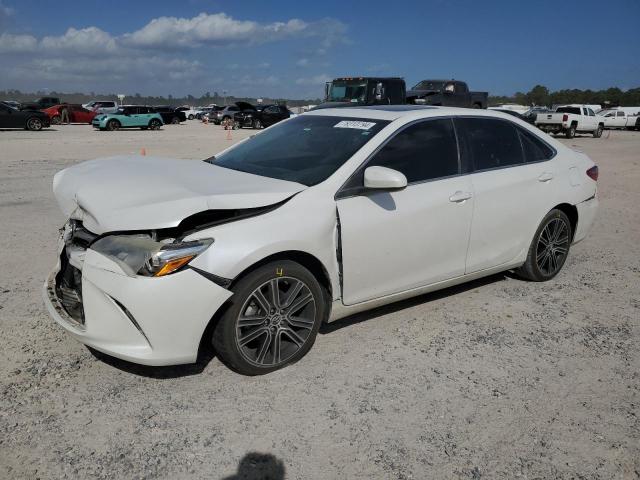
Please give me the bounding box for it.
[337,118,474,305]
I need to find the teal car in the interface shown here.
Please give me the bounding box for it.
[92,105,164,131]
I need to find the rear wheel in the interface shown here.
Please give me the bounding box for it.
[212,260,326,375]
[188,114,194,120]
[593,124,603,138]
[51,115,61,125]
[148,119,162,130]
[106,119,120,131]
[170,116,181,125]
[26,117,43,131]
[565,124,576,138]
[516,209,572,281]
[252,118,263,129]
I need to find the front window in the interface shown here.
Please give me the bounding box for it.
[327,81,368,103]
[210,115,389,186]
[556,107,581,115]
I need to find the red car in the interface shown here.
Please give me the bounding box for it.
[42,104,98,124]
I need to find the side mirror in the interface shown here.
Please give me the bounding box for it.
[364,166,407,190]
[375,82,385,101]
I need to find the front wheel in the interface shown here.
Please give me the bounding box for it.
[212,260,326,375]
[593,125,603,138]
[188,114,194,120]
[170,116,181,125]
[148,119,162,130]
[51,115,61,125]
[516,209,572,281]
[252,118,263,129]
[106,119,120,131]
[26,117,43,131]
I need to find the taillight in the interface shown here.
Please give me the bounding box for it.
[562,114,568,122]
[586,165,598,181]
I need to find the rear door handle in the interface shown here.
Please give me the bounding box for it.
[449,191,473,203]
[538,172,554,182]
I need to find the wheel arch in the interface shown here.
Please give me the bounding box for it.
[196,250,334,360]
[552,203,578,241]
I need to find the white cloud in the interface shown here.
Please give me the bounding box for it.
[122,13,308,49]
[41,27,118,55]
[296,58,309,67]
[0,33,37,52]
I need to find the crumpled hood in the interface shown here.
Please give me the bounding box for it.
[53,155,306,234]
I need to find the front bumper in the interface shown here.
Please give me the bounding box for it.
[43,248,233,366]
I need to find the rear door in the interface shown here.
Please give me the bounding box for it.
[456,117,558,273]
[337,118,474,305]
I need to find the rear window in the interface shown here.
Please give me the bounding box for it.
[517,128,555,163]
[455,118,523,170]
[556,107,581,115]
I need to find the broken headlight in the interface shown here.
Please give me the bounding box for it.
[91,235,213,277]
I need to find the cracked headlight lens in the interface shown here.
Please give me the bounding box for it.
[91,235,213,277]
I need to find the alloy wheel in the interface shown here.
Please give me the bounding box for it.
[535,217,570,276]
[27,118,42,131]
[235,276,317,367]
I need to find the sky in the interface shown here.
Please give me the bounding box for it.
[0,0,638,99]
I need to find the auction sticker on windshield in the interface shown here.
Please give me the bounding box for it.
[334,120,377,130]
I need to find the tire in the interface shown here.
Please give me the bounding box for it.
[212,260,327,375]
[593,125,603,138]
[170,116,180,125]
[188,114,194,120]
[516,209,572,282]
[252,118,263,129]
[51,115,61,125]
[26,117,43,131]
[106,119,120,131]
[472,103,482,109]
[233,121,240,130]
[565,124,576,138]
[148,119,162,130]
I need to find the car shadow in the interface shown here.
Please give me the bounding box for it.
[320,272,510,334]
[220,452,285,480]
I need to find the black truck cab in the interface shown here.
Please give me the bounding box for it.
[318,77,406,109]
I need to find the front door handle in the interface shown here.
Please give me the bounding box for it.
[449,191,473,203]
[538,172,554,182]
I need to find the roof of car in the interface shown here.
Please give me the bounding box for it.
[304,105,535,122]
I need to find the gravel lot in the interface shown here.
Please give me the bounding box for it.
[0,122,638,479]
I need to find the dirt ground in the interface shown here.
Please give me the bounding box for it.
[0,122,638,480]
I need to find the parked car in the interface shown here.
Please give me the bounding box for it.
[624,113,640,131]
[152,106,187,125]
[43,104,98,124]
[407,80,488,108]
[20,96,61,110]
[522,106,552,125]
[1,100,21,109]
[492,108,527,122]
[176,106,204,120]
[92,105,163,131]
[82,101,119,114]
[0,102,50,130]
[200,106,223,121]
[45,106,598,375]
[234,103,291,129]
[211,104,242,125]
[535,105,604,138]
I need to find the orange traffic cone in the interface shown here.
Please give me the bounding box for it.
[140,148,146,156]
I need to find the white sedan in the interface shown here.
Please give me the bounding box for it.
[44,106,599,375]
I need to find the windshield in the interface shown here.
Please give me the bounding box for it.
[210,115,389,186]
[328,81,368,103]
[412,80,445,91]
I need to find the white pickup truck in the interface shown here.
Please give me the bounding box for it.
[599,109,640,130]
[535,105,604,138]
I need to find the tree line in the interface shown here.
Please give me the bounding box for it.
[489,85,640,108]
